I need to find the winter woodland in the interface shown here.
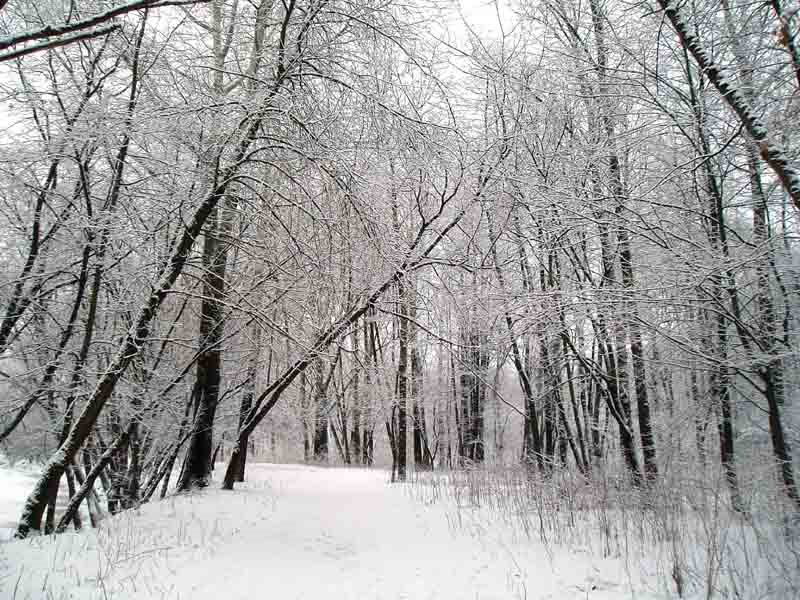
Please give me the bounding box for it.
[0,0,799,598]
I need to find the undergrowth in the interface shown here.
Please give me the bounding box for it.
[408,462,800,599]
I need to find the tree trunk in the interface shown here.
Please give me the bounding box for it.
[350,327,362,465]
[236,322,262,482]
[387,411,398,482]
[301,372,311,462]
[396,281,409,480]
[361,316,374,466]
[71,463,101,528]
[411,345,431,469]
[590,0,657,484]
[179,202,227,490]
[56,426,131,534]
[122,416,141,509]
[313,354,339,462]
[683,50,744,510]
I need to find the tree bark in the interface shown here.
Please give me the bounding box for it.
[178,203,227,490]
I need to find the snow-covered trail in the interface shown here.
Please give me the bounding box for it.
[0,464,661,599]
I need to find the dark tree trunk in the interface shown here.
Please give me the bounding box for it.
[763,368,800,507]
[459,330,486,465]
[684,52,744,510]
[589,370,603,464]
[396,282,409,481]
[350,327,362,465]
[474,338,487,464]
[459,363,472,464]
[360,317,374,466]
[364,429,374,466]
[617,222,658,482]
[179,203,227,491]
[313,410,328,461]
[71,463,100,528]
[386,411,398,482]
[540,336,557,471]
[351,396,362,466]
[488,208,542,471]
[154,394,193,499]
[689,366,708,470]
[236,409,251,482]
[562,338,589,474]
[122,417,141,509]
[43,475,59,535]
[107,413,127,514]
[589,0,657,484]
[236,339,259,481]
[629,322,658,482]
[312,356,337,462]
[301,372,311,462]
[451,354,464,461]
[749,150,800,509]
[411,348,431,469]
[331,417,349,464]
[178,367,219,491]
[56,426,131,533]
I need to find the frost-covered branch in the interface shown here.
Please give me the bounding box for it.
[657,0,800,211]
[0,0,209,62]
[0,24,118,62]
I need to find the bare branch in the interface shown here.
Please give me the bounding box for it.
[657,0,800,211]
[0,0,210,61]
[0,24,118,62]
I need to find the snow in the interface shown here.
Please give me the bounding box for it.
[0,461,39,541]
[0,463,671,599]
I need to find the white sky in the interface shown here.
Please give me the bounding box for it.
[426,0,516,46]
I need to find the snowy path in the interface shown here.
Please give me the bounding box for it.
[0,464,663,599]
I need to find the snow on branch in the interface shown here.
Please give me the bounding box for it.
[0,0,210,62]
[657,0,800,211]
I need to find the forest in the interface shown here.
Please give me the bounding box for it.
[0,0,799,598]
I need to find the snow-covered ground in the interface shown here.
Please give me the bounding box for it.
[0,462,40,542]
[0,463,671,599]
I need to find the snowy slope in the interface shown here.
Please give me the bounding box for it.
[0,464,667,599]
